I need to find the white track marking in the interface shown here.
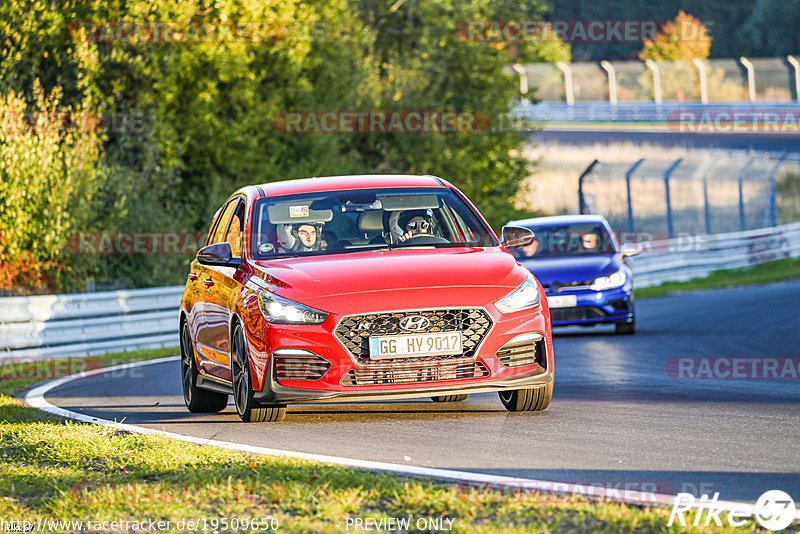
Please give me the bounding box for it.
[24,356,777,515]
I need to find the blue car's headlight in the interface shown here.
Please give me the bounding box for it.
[258,290,328,325]
[590,269,626,291]
[495,275,541,313]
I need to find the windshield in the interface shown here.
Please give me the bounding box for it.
[512,223,617,258]
[250,187,497,259]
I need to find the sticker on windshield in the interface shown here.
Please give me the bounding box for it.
[289,205,310,218]
[259,242,274,252]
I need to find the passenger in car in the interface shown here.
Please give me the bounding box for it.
[277,222,326,252]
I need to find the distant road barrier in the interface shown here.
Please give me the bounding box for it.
[0,286,183,360]
[631,221,800,288]
[515,101,800,125]
[2,223,799,360]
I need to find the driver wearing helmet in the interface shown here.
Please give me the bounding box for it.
[277,222,325,252]
[397,209,433,242]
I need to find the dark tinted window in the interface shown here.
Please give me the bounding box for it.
[250,188,497,258]
[513,223,616,258]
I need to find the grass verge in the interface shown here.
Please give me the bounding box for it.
[1,350,756,532]
[636,257,800,300]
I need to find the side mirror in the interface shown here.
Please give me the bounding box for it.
[620,243,641,258]
[197,242,242,268]
[501,226,535,249]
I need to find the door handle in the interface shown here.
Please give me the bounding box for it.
[203,278,214,288]
[187,273,198,281]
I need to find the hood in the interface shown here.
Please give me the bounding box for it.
[250,247,527,312]
[518,254,620,288]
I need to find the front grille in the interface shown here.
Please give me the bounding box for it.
[341,359,490,386]
[496,335,546,369]
[335,308,493,365]
[550,306,607,322]
[543,280,592,291]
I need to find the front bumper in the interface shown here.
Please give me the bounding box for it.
[246,304,553,406]
[547,286,634,327]
[255,360,552,404]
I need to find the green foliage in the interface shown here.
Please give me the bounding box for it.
[1,0,563,292]
[545,0,762,60]
[0,82,101,292]
[744,0,800,56]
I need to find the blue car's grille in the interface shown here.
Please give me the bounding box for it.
[550,306,607,322]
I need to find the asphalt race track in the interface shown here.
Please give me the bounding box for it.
[42,280,800,503]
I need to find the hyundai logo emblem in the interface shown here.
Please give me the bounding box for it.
[400,315,430,331]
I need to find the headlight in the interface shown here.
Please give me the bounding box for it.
[590,269,626,291]
[258,290,328,325]
[495,275,541,313]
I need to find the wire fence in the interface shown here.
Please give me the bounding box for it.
[519,56,800,103]
[578,154,800,236]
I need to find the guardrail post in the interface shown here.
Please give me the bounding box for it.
[738,178,746,231]
[625,159,645,232]
[644,60,662,105]
[692,59,709,104]
[787,56,800,102]
[511,64,529,103]
[764,154,786,227]
[557,62,575,106]
[737,159,755,231]
[578,159,599,214]
[739,57,757,103]
[600,61,617,106]
[703,177,712,234]
[664,159,683,238]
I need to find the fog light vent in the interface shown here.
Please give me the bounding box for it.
[496,333,545,369]
[273,350,331,382]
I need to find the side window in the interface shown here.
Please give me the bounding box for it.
[205,208,222,246]
[209,200,238,245]
[223,201,245,258]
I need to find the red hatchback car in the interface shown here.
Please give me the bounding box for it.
[179,175,554,422]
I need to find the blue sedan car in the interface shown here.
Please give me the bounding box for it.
[508,214,637,334]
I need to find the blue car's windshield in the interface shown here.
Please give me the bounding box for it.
[250,187,497,259]
[512,224,616,259]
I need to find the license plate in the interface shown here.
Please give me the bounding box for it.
[547,295,577,308]
[369,331,463,360]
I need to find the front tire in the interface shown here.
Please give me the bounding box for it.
[615,320,635,335]
[498,382,552,412]
[431,394,469,402]
[232,324,286,423]
[180,321,228,413]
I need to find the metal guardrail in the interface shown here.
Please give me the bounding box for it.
[0,287,183,360]
[631,221,800,288]
[514,101,800,124]
[1,223,798,360]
